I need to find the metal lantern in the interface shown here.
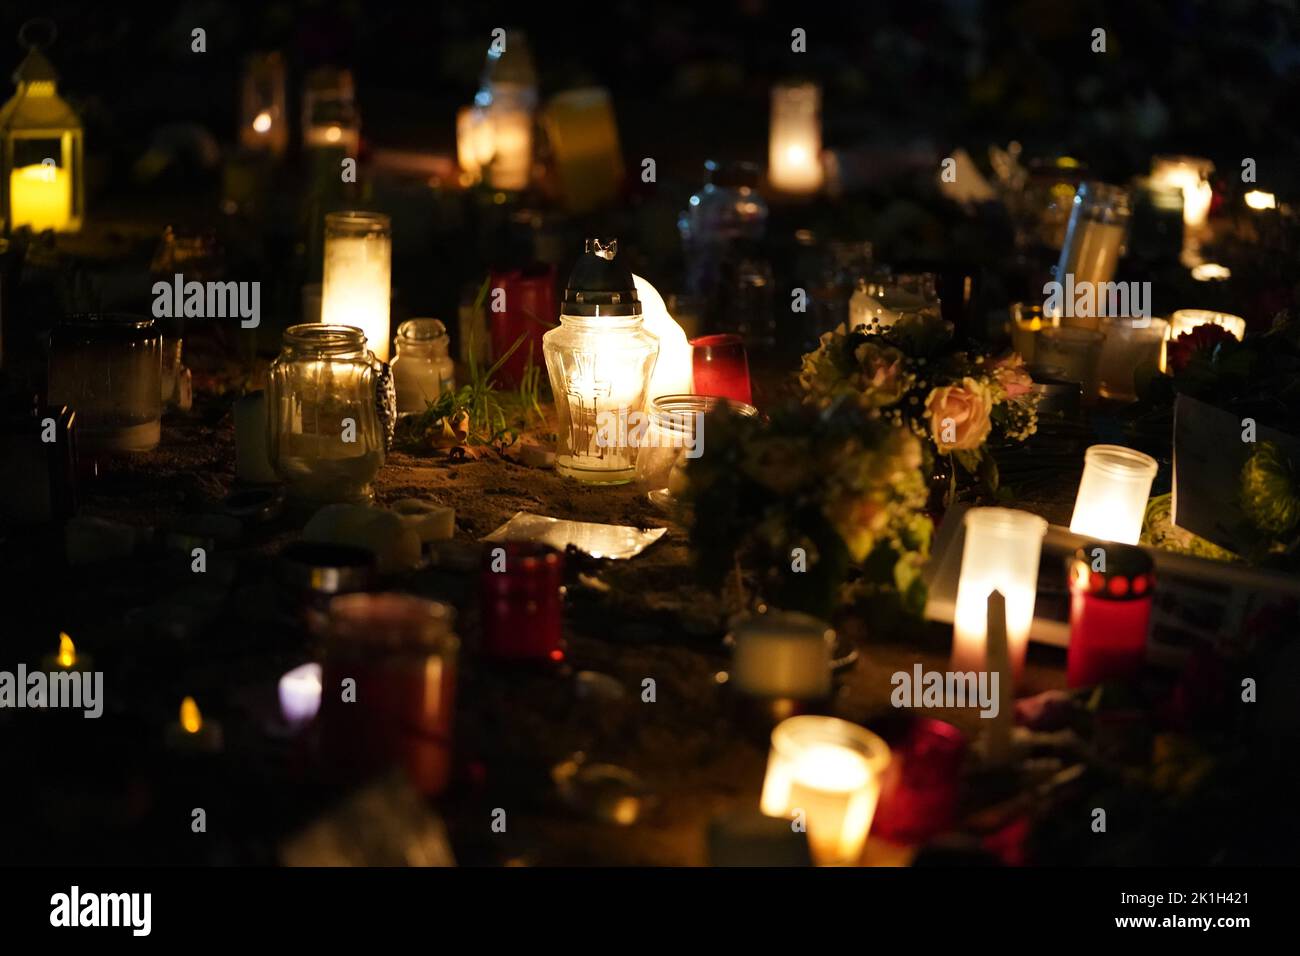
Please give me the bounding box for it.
[0,21,84,234]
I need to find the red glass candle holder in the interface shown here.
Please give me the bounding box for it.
[691,333,752,404]
[319,593,458,796]
[479,542,565,662]
[1067,543,1154,687]
[488,264,557,387]
[871,716,965,845]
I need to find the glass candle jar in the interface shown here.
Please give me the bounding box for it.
[1067,543,1154,687]
[635,394,757,507]
[321,211,392,362]
[1008,302,1054,364]
[488,264,557,387]
[1035,325,1105,403]
[542,239,660,484]
[871,716,966,844]
[239,51,288,158]
[479,542,564,662]
[542,87,624,214]
[1069,444,1159,545]
[1053,182,1131,327]
[319,593,459,796]
[1168,309,1246,342]
[729,611,833,701]
[1096,316,1167,401]
[768,81,823,195]
[391,319,455,414]
[1150,156,1213,230]
[48,314,161,454]
[267,324,386,504]
[759,715,891,866]
[690,334,753,404]
[951,507,1048,682]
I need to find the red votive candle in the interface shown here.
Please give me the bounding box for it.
[488,265,557,386]
[479,542,565,662]
[1067,543,1154,687]
[319,593,459,796]
[691,334,752,404]
[872,716,966,844]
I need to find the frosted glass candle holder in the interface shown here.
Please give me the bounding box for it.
[759,716,890,866]
[768,81,823,195]
[950,507,1048,682]
[1168,309,1246,342]
[1097,317,1167,401]
[1069,444,1159,545]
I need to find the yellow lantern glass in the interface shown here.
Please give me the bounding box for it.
[951,508,1048,682]
[768,81,823,195]
[1069,444,1158,545]
[0,28,84,234]
[759,716,890,866]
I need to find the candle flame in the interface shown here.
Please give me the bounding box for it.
[325,125,342,143]
[56,632,76,668]
[180,697,203,734]
[252,111,273,134]
[1245,190,1276,211]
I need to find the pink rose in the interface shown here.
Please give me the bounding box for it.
[926,378,993,453]
[992,355,1034,400]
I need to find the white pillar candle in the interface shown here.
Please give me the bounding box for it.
[769,81,823,195]
[321,211,392,362]
[951,508,1048,682]
[760,716,890,866]
[279,662,323,726]
[730,612,832,700]
[1069,444,1158,545]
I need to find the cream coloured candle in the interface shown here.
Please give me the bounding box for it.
[10,162,71,232]
[760,716,890,866]
[1069,445,1158,545]
[1151,156,1213,228]
[950,508,1048,682]
[768,81,823,195]
[320,211,392,362]
[730,612,832,700]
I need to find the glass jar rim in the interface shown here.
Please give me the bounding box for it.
[1084,443,1158,478]
[770,715,891,774]
[650,394,757,425]
[964,506,1048,538]
[61,312,156,331]
[396,318,448,342]
[324,210,391,234]
[326,592,457,651]
[1039,325,1104,344]
[284,323,368,353]
[1100,316,1168,332]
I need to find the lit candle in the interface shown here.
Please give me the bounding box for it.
[10,162,71,232]
[768,81,823,195]
[760,716,890,866]
[1151,156,1214,229]
[239,52,288,157]
[484,86,534,192]
[950,508,1048,682]
[1067,543,1154,687]
[542,87,624,214]
[729,612,832,701]
[320,211,392,362]
[691,334,752,404]
[1069,444,1158,545]
[1168,308,1246,342]
[1244,190,1276,211]
[278,662,323,727]
[456,105,493,181]
[479,543,565,662]
[166,696,224,752]
[871,717,966,844]
[41,632,91,672]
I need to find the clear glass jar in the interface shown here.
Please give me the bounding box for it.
[391,319,455,414]
[635,394,757,505]
[1053,182,1131,324]
[543,239,660,484]
[48,314,161,453]
[267,324,385,504]
[849,274,942,330]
